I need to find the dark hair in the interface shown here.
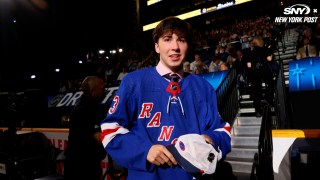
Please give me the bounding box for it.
[212,55,220,62]
[152,16,192,44]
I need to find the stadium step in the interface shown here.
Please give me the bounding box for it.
[226,27,298,178]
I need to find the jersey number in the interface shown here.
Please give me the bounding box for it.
[108,96,119,114]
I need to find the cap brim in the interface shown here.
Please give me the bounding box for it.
[166,144,201,174]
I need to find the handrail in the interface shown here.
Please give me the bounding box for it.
[251,104,274,180]
[273,58,291,129]
[215,69,239,125]
[272,27,293,129]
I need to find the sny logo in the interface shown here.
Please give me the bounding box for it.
[283,4,311,15]
[275,4,318,23]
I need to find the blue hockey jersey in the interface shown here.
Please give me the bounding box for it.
[101,67,231,180]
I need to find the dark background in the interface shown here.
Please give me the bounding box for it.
[0,0,317,128]
[0,0,131,92]
[1,0,316,92]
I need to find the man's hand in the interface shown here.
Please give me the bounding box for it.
[267,55,272,61]
[247,62,252,68]
[147,144,177,167]
[202,134,213,145]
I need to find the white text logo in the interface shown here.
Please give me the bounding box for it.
[283,4,311,15]
[274,4,318,24]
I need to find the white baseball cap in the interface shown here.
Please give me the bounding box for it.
[167,134,222,176]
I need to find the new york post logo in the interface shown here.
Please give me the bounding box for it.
[275,4,318,23]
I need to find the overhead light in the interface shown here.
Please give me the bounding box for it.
[99,49,105,54]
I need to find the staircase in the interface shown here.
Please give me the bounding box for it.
[274,27,299,85]
[227,98,262,179]
[225,27,299,180]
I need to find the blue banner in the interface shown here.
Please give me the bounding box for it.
[289,57,320,92]
[198,70,229,90]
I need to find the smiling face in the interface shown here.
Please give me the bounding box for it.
[152,16,192,72]
[155,32,188,72]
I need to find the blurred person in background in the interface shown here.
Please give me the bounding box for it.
[209,55,228,72]
[296,36,318,60]
[190,53,208,74]
[183,61,192,73]
[64,76,107,180]
[247,37,277,117]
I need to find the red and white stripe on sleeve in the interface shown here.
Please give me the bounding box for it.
[214,122,231,137]
[101,122,130,147]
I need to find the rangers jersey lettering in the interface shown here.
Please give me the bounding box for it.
[100,67,231,180]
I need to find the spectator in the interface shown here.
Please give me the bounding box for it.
[64,76,107,180]
[116,67,128,85]
[247,37,277,117]
[209,55,228,72]
[183,61,192,73]
[190,53,208,74]
[296,36,318,60]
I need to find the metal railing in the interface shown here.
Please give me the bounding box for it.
[251,104,274,180]
[215,69,239,125]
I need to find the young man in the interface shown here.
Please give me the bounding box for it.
[100,16,231,180]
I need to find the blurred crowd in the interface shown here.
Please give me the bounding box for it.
[55,13,320,95]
